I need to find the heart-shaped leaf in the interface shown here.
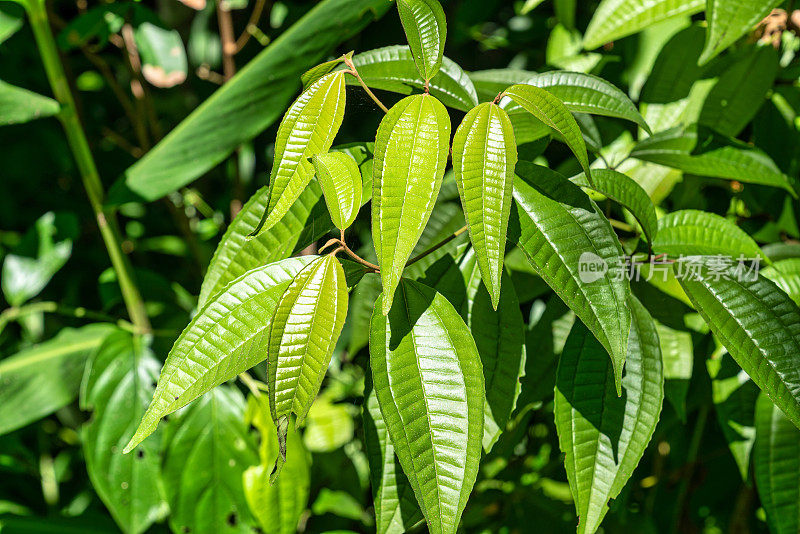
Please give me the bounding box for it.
[312,151,363,231]
[453,102,517,308]
[124,256,314,453]
[369,279,484,534]
[396,0,446,82]
[554,297,663,534]
[372,94,450,314]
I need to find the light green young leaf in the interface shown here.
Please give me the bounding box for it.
[0,80,59,126]
[504,84,592,183]
[656,322,693,421]
[700,0,783,65]
[110,0,388,203]
[631,125,797,196]
[397,0,446,82]
[0,324,114,436]
[243,395,309,534]
[363,378,424,534]
[763,258,800,305]
[312,152,363,231]
[370,280,484,534]
[372,94,450,314]
[124,256,314,453]
[707,348,758,481]
[349,45,478,111]
[81,332,168,534]
[653,209,765,260]
[268,255,348,477]
[302,395,354,452]
[754,393,800,534]
[554,297,663,534]
[301,51,352,89]
[678,261,800,430]
[162,386,259,533]
[199,143,373,306]
[513,162,631,393]
[583,0,704,50]
[254,71,347,234]
[453,102,517,308]
[571,168,658,244]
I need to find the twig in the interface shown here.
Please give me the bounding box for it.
[238,371,267,397]
[406,224,468,267]
[217,1,237,81]
[234,0,269,52]
[670,404,709,534]
[344,57,389,113]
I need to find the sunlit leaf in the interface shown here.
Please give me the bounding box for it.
[396,0,446,82]
[312,151,363,231]
[652,209,765,260]
[700,0,783,65]
[763,258,800,305]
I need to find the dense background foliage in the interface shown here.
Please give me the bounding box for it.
[2,0,800,532]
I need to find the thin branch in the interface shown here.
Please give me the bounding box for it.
[217,1,237,81]
[0,302,136,336]
[234,0,269,52]
[339,241,380,271]
[344,57,389,113]
[406,224,468,267]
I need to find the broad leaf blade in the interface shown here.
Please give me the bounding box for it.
[397,0,446,82]
[0,324,114,436]
[453,102,517,308]
[255,71,347,233]
[312,152,363,231]
[700,0,782,65]
[162,386,259,533]
[370,280,484,534]
[504,84,592,182]
[372,94,450,314]
[583,0,704,50]
[0,80,59,126]
[653,209,764,260]
[755,393,800,534]
[349,45,478,111]
[81,332,168,534]
[124,256,314,453]
[554,297,663,534]
[763,258,800,305]
[678,261,800,430]
[110,0,388,203]
[512,162,631,392]
[656,322,693,421]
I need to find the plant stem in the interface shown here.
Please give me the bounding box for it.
[406,224,468,267]
[0,302,135,336]
[339,241,380,271]
[25,0,151,334]
[344,58,389,113]
[670,404,709,534]
[217,1,237,81]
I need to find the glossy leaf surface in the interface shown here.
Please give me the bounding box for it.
[656,322,692,421]
[554,298,663,534]
[678,261,800,430]
[369,280,484,534]
[312,151,362,231]
[512,162,631,391]
[763,259,800,306]
[372,94,450,314]
[125,257,314,453]
[452,102,517,308]
[700,0,783,65]
[653,209,764,260]
[397,0,446,82]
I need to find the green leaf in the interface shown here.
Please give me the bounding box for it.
[254,71,347,234]
[363,378,424,534]
[755,393,800,534]
[700,0,783,65]
[504,84,592,183]
[523,71,650,133]
[349,45,478,111]
[554,297,663,534]
[404,201,469,280]
[312,152,363,231]
[369,280,484,534]
[124,256,314,453]
[469,272,526,451]
[707,348,758,481]
[677,260,800,430]
[630,125,797,196]
[302,395,354,452]
[763,259,800,306]
[372,94,450,314]
[0,4,23,45]
[571,168,658,245]
[656,322,693,421]
[396,0,446,82]
[453,102,517,308]
[1,211,72,306]
[0,324,114,436]
[512,162,631,392]
[348,272,382,356]
[583,0,705,50]
[162,386,259,533]
[80,332,168,534]
[468,69,536,102]
[652,209,765,260]
[268,255,348,477]
[0,80,59,126]
[302,51,352,89]
[110,0,388,203]
[199,143,373,306]
[243,394,310,534]
[134,22,187,88]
